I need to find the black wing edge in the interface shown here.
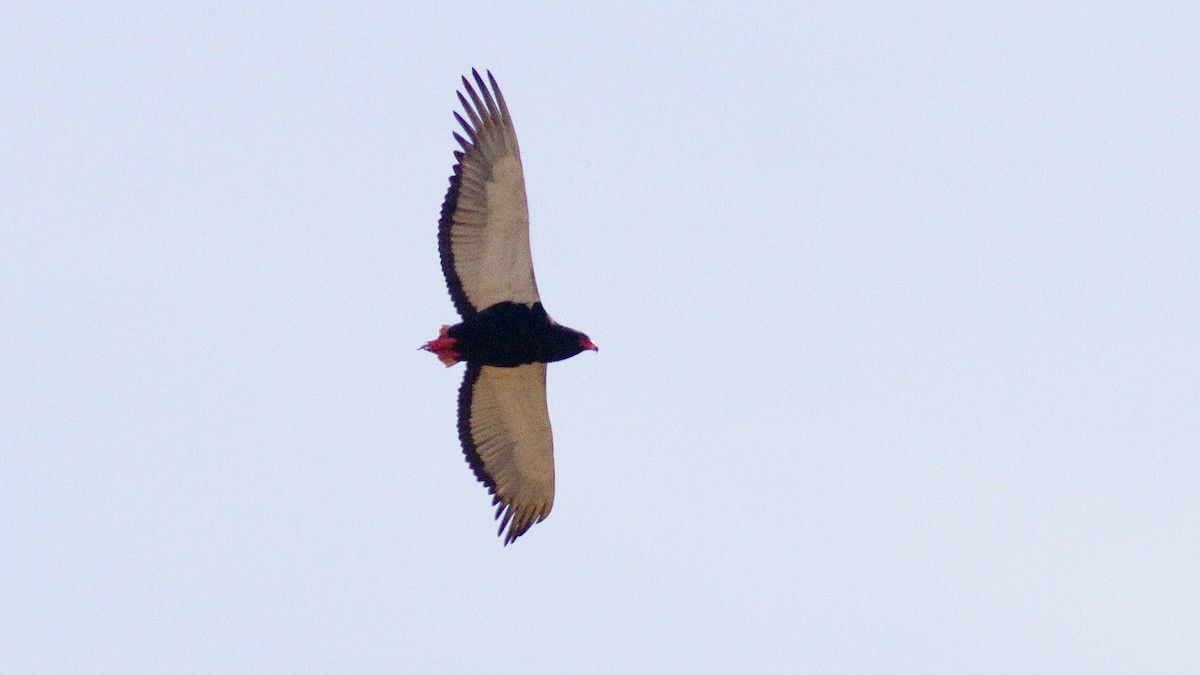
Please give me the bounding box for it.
[437,69,507,320]
[456,363,536,545]
[457,363,493,490]
[437,164,474,319]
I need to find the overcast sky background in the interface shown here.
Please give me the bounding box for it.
[3,2,1198,672]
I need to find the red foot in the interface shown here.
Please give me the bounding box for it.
[421,326,460,366]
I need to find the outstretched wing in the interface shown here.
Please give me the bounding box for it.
[457,362,555,544]
[438,70,540,318]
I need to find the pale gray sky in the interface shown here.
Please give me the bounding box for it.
[3,2,1198,672]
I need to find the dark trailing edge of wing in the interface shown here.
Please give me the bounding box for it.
[437,69,512,320]
[438,170,474,319]
[456,363,538,545]
[456,363,492,491]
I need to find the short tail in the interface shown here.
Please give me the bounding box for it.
[420,326,460,366]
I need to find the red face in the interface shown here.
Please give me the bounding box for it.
[579,336,599,352]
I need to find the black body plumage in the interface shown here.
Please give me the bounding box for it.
[447,302,591,367]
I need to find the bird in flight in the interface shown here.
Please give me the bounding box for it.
[422,70,598,545]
